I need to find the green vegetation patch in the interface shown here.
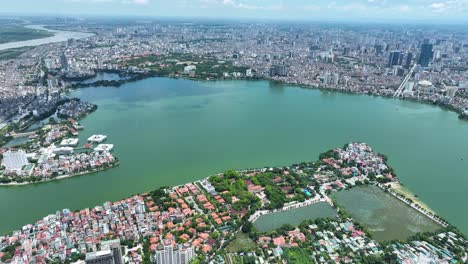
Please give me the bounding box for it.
[226,233,257,253]
[283,248,314,264]
[0,26,53,44]
[0,46,34,61]
[124,53,248,79]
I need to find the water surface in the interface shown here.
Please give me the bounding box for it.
[0,25,94,51]
[333,186,441,241]
[0,78,467,235]
[253,202,336,232]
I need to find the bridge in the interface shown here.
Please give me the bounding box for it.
[393,64,417,98]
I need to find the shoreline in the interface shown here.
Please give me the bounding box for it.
[5,72,459,186]
[0,161,119,187]
[387,181,436,215]
[68,70,468,121]
[375,183,448,227]
[0,146,455,238]
[0,25,94,51]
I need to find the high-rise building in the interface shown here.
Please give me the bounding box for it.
[85,250,115,264]
[154,239,194,264]
[85,239,123,264]
[101,239,123,264]
[47,75,58,89]
[332,73,340,86]
[269,65,288,77]
[388,51,401,67]
[374,44,384,54]
[67,38,76,47]
[418,43,433,67]
[398,53,405,65]
[44,58,55,70]
[404,52,413,69]
[60,54,69,71]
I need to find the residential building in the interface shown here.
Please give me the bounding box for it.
[154,239,194,264]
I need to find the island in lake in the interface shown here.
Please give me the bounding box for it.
[0,143,465,263]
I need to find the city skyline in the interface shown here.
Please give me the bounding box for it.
[2,0,468,23]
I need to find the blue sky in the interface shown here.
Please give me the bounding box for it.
[2,0,468,22]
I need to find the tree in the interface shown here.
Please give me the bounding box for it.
[242,221,253,233]
[1,252,12,262]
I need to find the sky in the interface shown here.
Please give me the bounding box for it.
[1,0,468,23]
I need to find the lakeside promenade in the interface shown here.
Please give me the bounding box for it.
[0,161,119,186]
[375,183,448,227]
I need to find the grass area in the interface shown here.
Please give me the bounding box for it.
[283,248,314,264]
[0,46,34,61]
[225,254,256,264]
[226,233,256,253]
[227,254,243,264]
[390,182,436,214]
[0,26,53,44]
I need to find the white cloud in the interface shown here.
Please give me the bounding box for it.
[428,0,468,12]
[128,0,149,4]
[429,2,448,11]
[198,0,281,10]
[399,5,410,12]
[64,0,150,4]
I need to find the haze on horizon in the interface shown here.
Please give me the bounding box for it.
[1,0,468,23]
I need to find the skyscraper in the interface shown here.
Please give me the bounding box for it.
[269,65,288,77]
[101,239,123,264]
[85,239,123,264]
[154,239,194,264]
[418,43,433,67]
[388,51,401,67]
[404,52,413,69]
[60,54,69,71]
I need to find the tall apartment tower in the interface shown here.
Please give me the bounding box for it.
[388,51,401,67]
[85,239,123,264]
[418,43,433,67]
[404,52,413,69]
[60,54,69,71]
[154,239,194,264]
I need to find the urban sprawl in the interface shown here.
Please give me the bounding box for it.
[0,19,468,264]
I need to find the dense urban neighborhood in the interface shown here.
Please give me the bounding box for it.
[2,19,468,136]
[1,13,468,264]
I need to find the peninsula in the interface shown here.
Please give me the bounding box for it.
[0,118,118,185]
[0,143,466,263]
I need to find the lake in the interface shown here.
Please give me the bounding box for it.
[253,202,336,232]
[333,186,441,241]
[0,78,467,235]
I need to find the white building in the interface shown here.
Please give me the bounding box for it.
[154,240,194,264]
[183,65,196,74]
[52,147,74,155]
[94,144,114,152]
[60,138,79,147]
[88,135,107,143]
[85,239,123,264]
[1,150,29,172]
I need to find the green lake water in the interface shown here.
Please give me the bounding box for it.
[333,186,441,241]
[253,202,336,232]
[0,78,467,235]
